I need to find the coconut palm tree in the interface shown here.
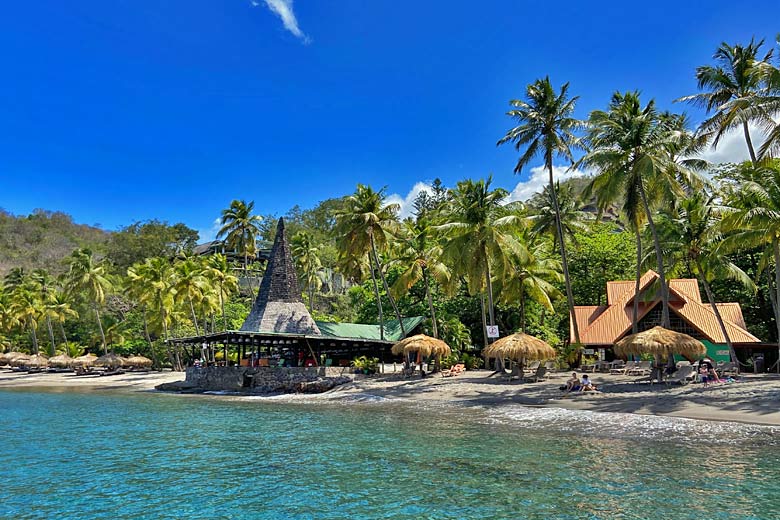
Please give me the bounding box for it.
[656,193,754,367]
[497,77,584,344]
[217,199,263,285]
[43,289,78,347]
[11,282,41,354]
[528,181,588,248]
[581,92,701,331]
[291,231,324,311]
[31,269,58,355]
[202,254,239,331]
[66,248,113,355]
[0,286,19,344]
[438,177,526,346]
[677,39,773,165]
[173,256,206,335]
[390,217,452,338]
[335,185,404,340]
[720,160,780,370]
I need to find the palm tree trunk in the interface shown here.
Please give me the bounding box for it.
[743,120,758,166]
[28,317,39,355]
[699,270,738,373]
[422,269,438,338]
[637,181,671,329]
[46,316,56,356]
[767,269,779,343]
[546,159,580,344]
[480,294,488,348]
[370,236,406,335]
[142,309,159,369]
[58,321,68,345]
[774,240,780,373]
[632,222,642,334]
[368,253,385,341]
[220,283,228,331]
[188,297,201,336]
[94,306,107,355]
[520,290,526,333]
[484,252,496,327]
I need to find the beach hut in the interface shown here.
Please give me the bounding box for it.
[48,354,75,369]
[95,353,126,370]
[125,356,153,370]
[613,326,706,360]
[483,333,556,377]
[72,353,98,368]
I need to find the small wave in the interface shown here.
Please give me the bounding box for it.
[490,405,780,445]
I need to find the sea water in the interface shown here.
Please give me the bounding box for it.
[1,389,779,520]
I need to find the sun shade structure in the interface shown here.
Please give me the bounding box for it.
[48,354,74,368]
[95,353,126,369]
[391,334,451,358]
[125,356,153,368]
[482,333,556,361]
[24,354,49,368]
[72,353,98,368]
[0,351,26,366]
[614,326,706,360]
[9,355,31,367]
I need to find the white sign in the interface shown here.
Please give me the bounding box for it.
[486,325,500,338]
[584,349,594,355]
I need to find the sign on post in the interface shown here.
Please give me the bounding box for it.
[486,325,500,338]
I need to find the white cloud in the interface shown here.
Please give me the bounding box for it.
[505,164,589,203]
[386,182,434,219]
[699,123,768,164]
[261,0,309,43]
[198,217,222,242]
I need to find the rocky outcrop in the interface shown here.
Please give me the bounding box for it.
[169,366,358,394]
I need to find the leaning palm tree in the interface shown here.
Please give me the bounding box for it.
[173,256,207,335]
[217,199,263,285]
[335,185,404,340]
[497,77,584,343]
[43,289,78,351]
[528,181,588,248]
[581,92,701,331]
[31,269,58,355]
[657,193,755,367]
[437,177,526,346]
[677,39,773,165]
[203,254,239,331]
[390,217,452,338]
[66,248,113,355]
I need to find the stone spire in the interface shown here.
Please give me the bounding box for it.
[240,218,321,334]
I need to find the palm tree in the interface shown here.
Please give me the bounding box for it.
[391,217,452,338]
[721,160,780,370]
[217,199,263,286]
[203,254,239,331]
[335,185,404,340]
[43,290,78,347]
[438,177,526,346]
[291,231,324,312]
[582,92,701,331]
[66,248,113,355]
[0,286,20,346]
[11,282,41,354]
[657,193,755,367]
[528,181,588,248]
[173,257,206,335]
[31,269,58,355]
[678,39,773,165]
[498,77,584,344]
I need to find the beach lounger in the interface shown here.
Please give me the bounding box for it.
[528,366,548,382]
[629,361,652,375]
[523,361,541,376]
[665,365,695,386]
[610,360,633,374]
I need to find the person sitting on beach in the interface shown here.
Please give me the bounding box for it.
[564,372,580,392]
[580,374,598,392]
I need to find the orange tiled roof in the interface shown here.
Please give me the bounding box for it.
[572,270,759,345]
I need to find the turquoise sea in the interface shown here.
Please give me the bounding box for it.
[1,389,779,520]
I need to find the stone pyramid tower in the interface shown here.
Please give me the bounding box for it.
[240,218,321,335]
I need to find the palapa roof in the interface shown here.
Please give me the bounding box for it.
[391,334,451,357]
[483,333,556,361]
[241,218,321,335]
[571,270,760,346]
[614,326,707,359]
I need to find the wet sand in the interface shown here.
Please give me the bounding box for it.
[2,367,779,426]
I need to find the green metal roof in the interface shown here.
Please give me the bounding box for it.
[315,317,425,342]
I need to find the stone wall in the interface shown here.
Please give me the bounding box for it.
[184,366,359,393]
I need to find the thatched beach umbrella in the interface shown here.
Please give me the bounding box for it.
[9,355,32,367]
[72,353,98,368]
[25,354,49,368]
[391,334,452,358]
[95,353,126,369]
[125,355,153,369]
[48,354,75,368]
[483,333,557,362]
[1,351,26,366]
[614,326,706,360]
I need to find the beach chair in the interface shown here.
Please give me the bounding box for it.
[544,360,556,372]
[629,361,652,375]
[523,360,541,376]
[665,365,695,386]
[527,366,548,382]
[610,360,632,374]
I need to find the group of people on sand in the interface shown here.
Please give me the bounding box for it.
[699,359,723,387]
[562,372,598,394]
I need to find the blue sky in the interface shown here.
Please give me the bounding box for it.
[0,1,777,240]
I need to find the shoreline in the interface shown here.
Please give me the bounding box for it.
[2,368,780,427]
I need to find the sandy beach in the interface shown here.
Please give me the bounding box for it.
[2,367,779,426]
